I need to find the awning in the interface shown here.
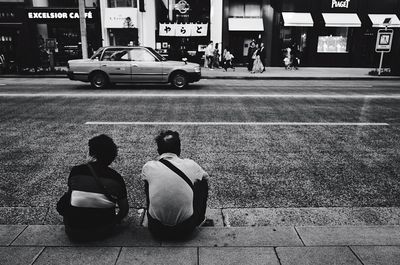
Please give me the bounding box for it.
[368,14,400,28]
[322,13,361,27]
[282,12,313,27]
[228,18,263,31]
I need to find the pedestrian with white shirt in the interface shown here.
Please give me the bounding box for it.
[142,130,209,240]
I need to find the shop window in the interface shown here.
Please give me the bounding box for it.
[129,49,155,61]
[317,28,349,53]
[108,0,137,8]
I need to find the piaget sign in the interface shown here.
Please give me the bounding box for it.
[331,0,350,8]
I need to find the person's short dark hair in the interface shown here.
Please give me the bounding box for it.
[89,134,118,165]
[155,130,181,156]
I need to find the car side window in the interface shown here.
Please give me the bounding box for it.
[101,49,130,61]
[129,49,156,62]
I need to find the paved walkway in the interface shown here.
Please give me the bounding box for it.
[201,67,400,80]
[1,224,400,264]
[1,67,399,80]
[1,207,400,264]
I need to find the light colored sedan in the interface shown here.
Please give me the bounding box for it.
[67,46,201,89]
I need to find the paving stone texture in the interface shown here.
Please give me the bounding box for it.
[296,226,400,246]
[1,225,400,264]
[276,246,362,265]
[161,227,302,247]
[116,247,197,265]
[0,225,26,245]
[32,247,120,265]
[351,246,400,265]
[0,246,43,265]
[11,225,161,247]
[199,247,280,265]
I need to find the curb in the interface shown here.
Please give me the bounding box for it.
[203,76,400,81]
[1,74,400,81]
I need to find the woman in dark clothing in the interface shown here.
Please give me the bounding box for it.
[58,134,129,241]
[247,41,256,71]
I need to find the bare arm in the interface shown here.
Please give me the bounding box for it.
[116,198,129,223]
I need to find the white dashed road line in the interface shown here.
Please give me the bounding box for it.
[85,121,389,126]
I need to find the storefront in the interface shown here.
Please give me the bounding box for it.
[273,0,400,67]
[100,0,139,46]
[155,0,210,63]
[0,2,25,72]
[222,0,269,66]
[24,7,101,67]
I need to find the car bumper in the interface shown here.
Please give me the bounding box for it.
[188,72,201,82]
[67,71,89,82]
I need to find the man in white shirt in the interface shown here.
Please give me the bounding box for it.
[142,130,209,239]
[204,41,214,69]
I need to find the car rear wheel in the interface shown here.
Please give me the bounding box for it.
[90,72,108,89]
[171,72,188,89]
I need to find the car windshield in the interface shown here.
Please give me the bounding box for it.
[90,48,104,60]
[146,47,166,61]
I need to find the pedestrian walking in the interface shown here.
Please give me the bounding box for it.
[247,41,256,71]
[291,43,300,70]
[213,43,220,68]
[259,42,266,72]
[57,134,129,242]
[223,47,235,71]
[251,44,263,73]
[142,130,209,240]
[205,41,214,69]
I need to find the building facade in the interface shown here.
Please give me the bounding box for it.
[221,0,400,68]
[0,0,102,69]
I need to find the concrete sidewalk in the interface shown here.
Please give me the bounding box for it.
[1,67,399,80]
[1,207,400,264]
[202,67,400,80]
[1,224,400,264]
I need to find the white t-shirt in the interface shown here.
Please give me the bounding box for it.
[142,153,209,226]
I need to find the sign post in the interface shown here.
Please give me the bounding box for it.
[78,0,88,59]
[375,28,393,75]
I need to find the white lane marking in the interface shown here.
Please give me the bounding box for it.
[0,84,6,86]
[1,93,400,99]
[85,122,389,126]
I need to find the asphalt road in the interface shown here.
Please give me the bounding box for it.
[1,78,400,209]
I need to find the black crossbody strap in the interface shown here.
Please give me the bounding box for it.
[87,163,118,203]
[159,158,194,191]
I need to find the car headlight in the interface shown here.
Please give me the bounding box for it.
[194,66,200,72]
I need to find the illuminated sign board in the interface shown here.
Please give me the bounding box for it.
[26,8,97,21]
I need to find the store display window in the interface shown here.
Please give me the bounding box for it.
[317,28,349,53]
[108,0,137,8]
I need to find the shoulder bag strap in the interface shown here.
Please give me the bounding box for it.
[159,158,194,192]
[87,163,118,203]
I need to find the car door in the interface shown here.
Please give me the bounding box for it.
[100,48,132,83]
[128,48,163,82]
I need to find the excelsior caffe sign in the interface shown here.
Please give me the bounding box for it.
[26,8,97,21]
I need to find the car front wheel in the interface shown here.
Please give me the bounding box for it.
[90,72,109,89]
[171,72,188,89]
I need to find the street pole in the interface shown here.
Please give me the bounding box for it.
[78,0,88,59]
[378,52,384,76]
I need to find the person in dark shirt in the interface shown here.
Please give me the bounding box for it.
[61,134,129,241]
